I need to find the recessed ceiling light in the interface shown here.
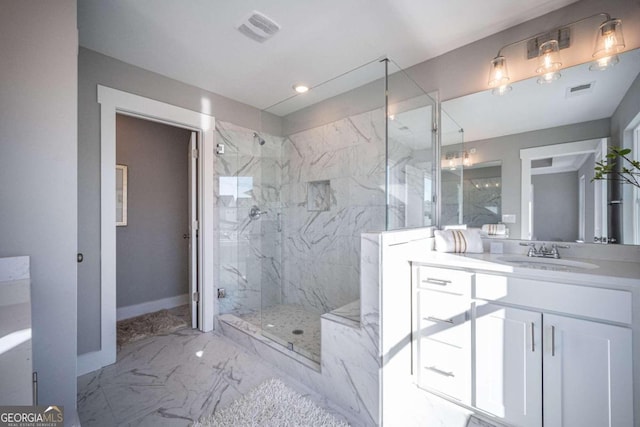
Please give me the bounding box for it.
[293,84,309,94]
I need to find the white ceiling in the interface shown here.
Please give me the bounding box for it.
[78,0,580,113]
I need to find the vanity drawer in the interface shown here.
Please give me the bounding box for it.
[418,338,470,402]
[418,290,470,329]
[418,266,473,296]
[475,274,632,324]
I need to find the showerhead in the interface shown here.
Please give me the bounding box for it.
[253,132,266,145]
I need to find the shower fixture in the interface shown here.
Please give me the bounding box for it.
[249,205,268,220]
[253,132,266,145]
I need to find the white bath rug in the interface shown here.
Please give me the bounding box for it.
[194,378,350,427]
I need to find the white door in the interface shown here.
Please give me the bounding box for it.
[474,303,542,427]
[543,314,633,427]
[188,132,199,329]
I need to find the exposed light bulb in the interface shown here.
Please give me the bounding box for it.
[536,40,562,77]
[592,18,625,70]
[488,56,510,88]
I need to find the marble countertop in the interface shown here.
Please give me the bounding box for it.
[411,251,640,289]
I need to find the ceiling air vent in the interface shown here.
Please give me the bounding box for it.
[566,82,595,98]
[236,11,280,43]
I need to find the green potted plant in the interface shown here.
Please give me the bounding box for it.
[593,147,640,189]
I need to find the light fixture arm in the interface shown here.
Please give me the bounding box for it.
[493,12,612,57]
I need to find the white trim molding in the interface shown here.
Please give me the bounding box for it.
[116,294,190,321]
[78,86,216,376]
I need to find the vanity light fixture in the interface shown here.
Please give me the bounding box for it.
[590,18,625,71]
[293,84,309,94]
[487,56,512,95]
[486,13,624,93]
[536,40,562,84]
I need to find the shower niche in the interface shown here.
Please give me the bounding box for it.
[307,180,331,212]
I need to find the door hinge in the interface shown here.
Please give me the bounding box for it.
[216,143,225,155]
[191,148,199,159]
[192,291,199,302]
[192,220,199,231]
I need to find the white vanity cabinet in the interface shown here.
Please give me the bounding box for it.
[543,314,632,427]
[413,265,473,404]
[412,263,634,427]
[474,304,542,427]
[474,273,633,427]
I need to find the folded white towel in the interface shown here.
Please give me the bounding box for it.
[482,224,507,235]
[434,229,484,253]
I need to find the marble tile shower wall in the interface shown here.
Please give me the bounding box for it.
[214,108,415,318]
[214,121,285,316]
[281,109,387,314]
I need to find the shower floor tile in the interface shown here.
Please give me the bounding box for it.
[238,304,322,362]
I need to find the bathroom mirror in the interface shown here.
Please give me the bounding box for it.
[441,48,640,244]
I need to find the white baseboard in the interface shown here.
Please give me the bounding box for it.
[77,348,115,377]
[116,294,189,321]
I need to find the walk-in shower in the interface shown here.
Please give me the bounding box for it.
[215,58,437,362]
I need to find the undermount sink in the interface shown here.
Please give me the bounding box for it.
[496,255,599,271]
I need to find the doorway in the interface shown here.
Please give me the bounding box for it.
[77,86,215,375]
[114,115,198,342]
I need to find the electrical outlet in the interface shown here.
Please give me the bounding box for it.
[502,214,516,224]
[217,288,226,299]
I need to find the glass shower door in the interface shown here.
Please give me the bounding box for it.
[215,122,263,325]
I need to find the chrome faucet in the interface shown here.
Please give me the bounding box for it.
[520,242,570,258]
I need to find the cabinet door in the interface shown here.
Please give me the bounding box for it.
[543,314,633,427]
[474,303,542,427]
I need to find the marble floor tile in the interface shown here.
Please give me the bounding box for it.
[78,328,350,426]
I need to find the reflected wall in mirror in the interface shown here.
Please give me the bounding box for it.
[521,139,607,243]
[441,48,640,245]
[442,161,502,230]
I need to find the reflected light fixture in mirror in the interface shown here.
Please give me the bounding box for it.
[590,18,625,71]
[442,150,473,170]
[536,40,562,84]
[488,56,512,96]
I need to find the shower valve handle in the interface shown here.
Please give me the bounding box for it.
[249,205,268,220]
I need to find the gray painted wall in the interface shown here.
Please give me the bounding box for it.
[78,48,282,354]
[0,0,78,414]
[532,172,579,242]
[116,115,191,308]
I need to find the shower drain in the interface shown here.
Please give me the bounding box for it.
[292,329,304,335]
